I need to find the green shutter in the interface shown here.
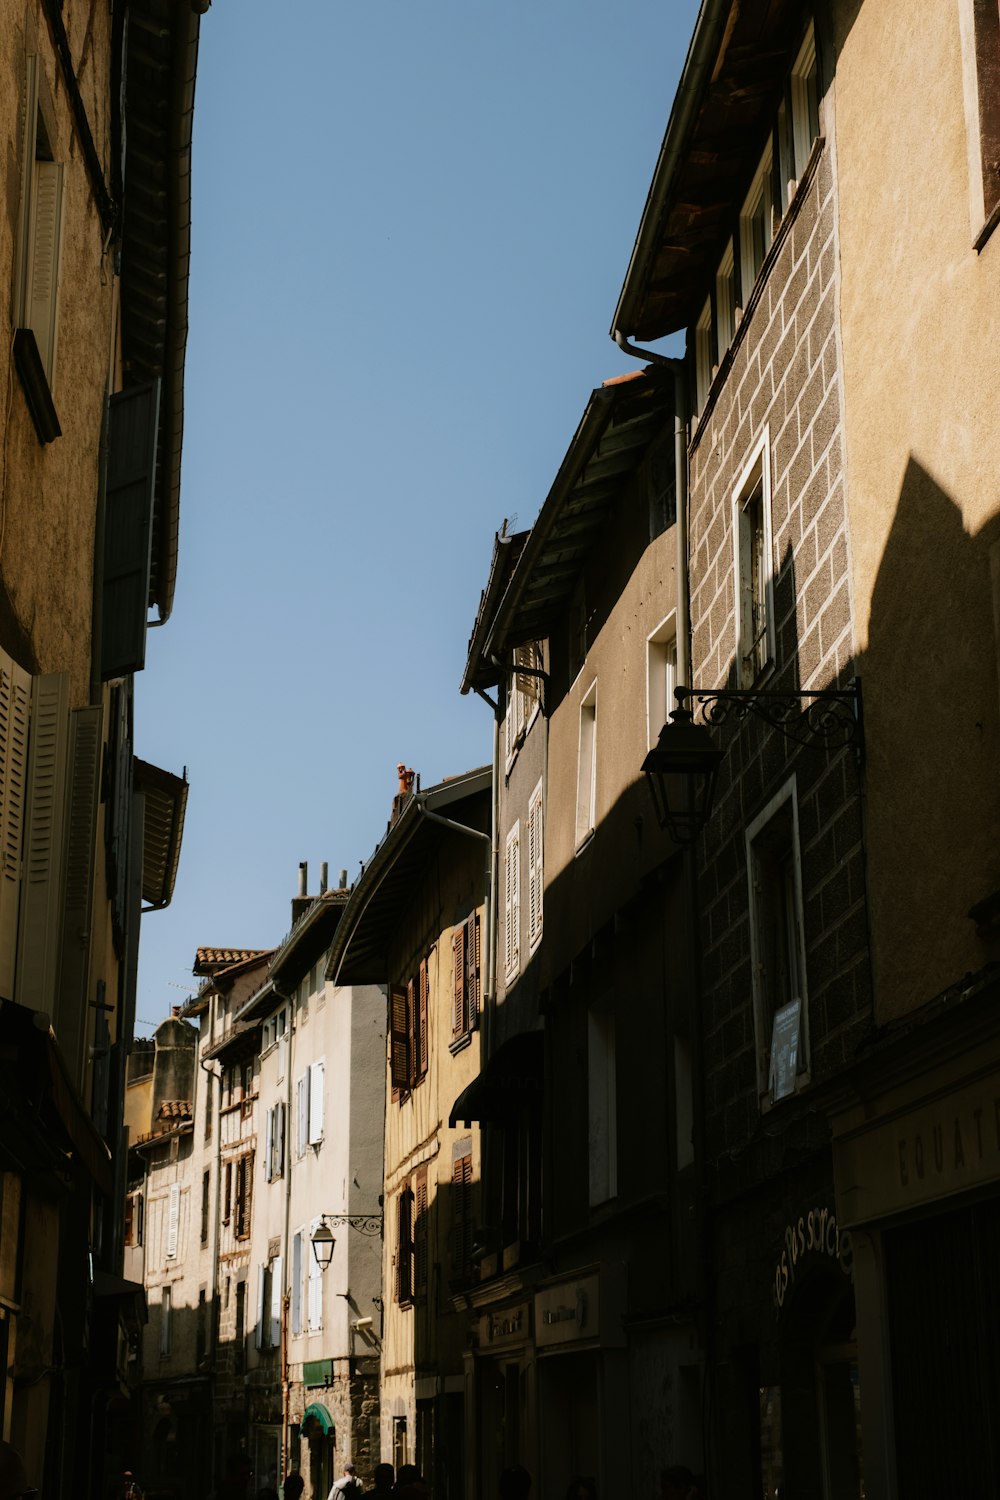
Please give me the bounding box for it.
[101,381,160,679]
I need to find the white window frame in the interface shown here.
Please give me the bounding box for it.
[308,1059,325,1145]
[504,821,520,982]
[527,779,544,951]
[291,1229,304,1336]
[694,297,713,415]
[732,430,775,689]
[715,242,736,357]
[575,681,598,850]
[296,1072,309,1157]
[739,141,775,299]
[745,776,810,1106]
[646,612,678,750]
[307,1217,323,1331]
[790,24,819,183]
[165,1183,180,1262]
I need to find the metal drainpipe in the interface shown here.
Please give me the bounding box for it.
[410,794,494,1055]
[612,333,689,690]
[273,978,296,1478]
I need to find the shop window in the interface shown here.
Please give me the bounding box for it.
[746,779,808,1104]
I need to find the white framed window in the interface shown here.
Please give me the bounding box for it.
[715,242,737,356]
[739,142,775,298]
[296,1072,309,1157]
[504,821,520,982]
[587,1006,618,1206]
[646,613,678,750]
[291,1230,304,1335]
[694,297,713,415]
[165,1183,180,1262]
[504,644,542,770]
[790,25,819,184]
[746,778,809,1105]
[265,1102,285,1182]
[308,1059,325,1145]
[15,56,64,387]
[732,432,775,689]
[308,1217,323,1331]
[527,779,544,950]
[575,681,598,848]
[262,1006,288,1053]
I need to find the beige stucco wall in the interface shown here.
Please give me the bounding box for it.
[832,0,1000,1017]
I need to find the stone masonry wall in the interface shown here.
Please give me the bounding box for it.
[686,141,872,1167]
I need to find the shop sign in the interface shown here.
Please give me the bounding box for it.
[479,1300,531,1350]
[772,1205,853,1315]
[834,1069,1000,1225]
[535,1272,599,1348]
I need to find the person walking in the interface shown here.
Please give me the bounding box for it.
[328,1462,364,1500]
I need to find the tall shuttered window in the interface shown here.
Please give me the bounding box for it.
[452,912,481,1039]
[504,823,520,982]
[527,782,543,950]
[396,1186,414,1305]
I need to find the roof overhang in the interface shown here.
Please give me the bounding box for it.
[119,0,204,624]
[269,891,350,991]
[612,0,807,343]
[461,529,528,695]
[135,757,188,910]
[201,1016,262,1062]
[325,768,491,988]
[450,1030,544,1127]
[482,370,675,660]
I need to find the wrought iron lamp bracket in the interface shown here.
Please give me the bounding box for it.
[674,678,864,760]
[317,1213,383,1237]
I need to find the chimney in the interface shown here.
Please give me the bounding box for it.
[292,861,311,926]
[320,862,328,895]
[391,763,416,825]
[339,868,348,890]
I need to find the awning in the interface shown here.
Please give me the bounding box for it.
[135,757,188,909]
[300,1402,334,1435]
[449,1031,544,1127]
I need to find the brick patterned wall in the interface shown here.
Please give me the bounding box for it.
[686,144,872,1166]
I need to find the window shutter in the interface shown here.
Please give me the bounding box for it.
[0,654,32,1001]
[254,1263,266,1349]
[101,381,161,679]
[277,1101,285,1174]
[25,160,64,381]
[297,1074,308,1157]
[414,1168,428,1298]
[308,1217,322,1330]
[265,1108,274,1181]
[166,1183,179,1261]
[389,985,410,1091]
[55,705,102,1088]
[308,1061,324,1144]
[291,1231,302,1335]
[406,977,417,1089]
[124,1193,134,1247]
[16,671,69,1014]
[515,643,538,702]
[469,913,481,1023]
[452,927,465,1036]
[223,1162,232,1224]
[269,1254,282,1349]
[418,959,429,1078]
[504,683,514,767]
[504,825,520,979]
[396,1188,413,1304]
[451,1154,473,1276]
[528,787,543,948]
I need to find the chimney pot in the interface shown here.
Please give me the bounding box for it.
[320,862,328,894]
[298,862,308,898]
[339,868,348,889]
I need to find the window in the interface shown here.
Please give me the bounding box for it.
[504,644,542,769]
[234,1152,254,1240]
[124,1191,144,1248]
[160,1286,172,1357]
[450,1143,474,1279]
[716,243,737,354]
[234,1280,246,1374]
[262,1007,288,1053]
[165,1184,180,1262]
[527,781,544,949]
[295,1063,325,1148]
[452,911,481,1038]
[503,823,520,982]
[646,615,678,749]
[201,1170,210,1244]
[222,1161,232,1225]
[291,1230,304,1335]
[396,1186,414,1305]
[265,1102,285,1181]
[307,1216,323,1331]
[390,966,428,1093]
[694,297,713,416]
[963,0,1000,237]
[576,683,598,848]
[789,27,819,186]
[296,1073,309,1157]
[733,435,774,688]
[588,1008,618,1206]
[414,1166,429,1301]
[646,430,676,540]
[568,579,587,682]
[14,55,64,417]
[740,143,775,296]
[746,779,808,1104]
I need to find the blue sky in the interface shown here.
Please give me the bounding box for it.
[134,0,700,1030]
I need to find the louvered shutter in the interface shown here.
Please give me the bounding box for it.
[452,926,465,1036]
[25,160,64,381]
[308,1218,322,1329]
[389,985,410,1090]
[451,1154,474,1275]
[414,1169,428,1298]
[166,1183,179,1261]
[101,381,161,679]
[277,1102,285,1174]
[418,959,429,1078]
[54,705,102,1087]
[254,1264,266,1349]
[265,1108,274,1181]
[469,914,481,1023]
[406,978,417,1089]
[16,672,69,1014]
[0,654,31,1001]
[308,1061,324,1144]
[291,1231,302,1335]
[504,825,520,979]
[269,1255,282,1349]
[515,643,538,702]
[528,786,543,948]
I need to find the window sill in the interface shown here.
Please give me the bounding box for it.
[574,829,595,857]
[449,1031,473,1056]
[13,328,60,444]
[974,196,1000,254]
[760,1070,811,1113]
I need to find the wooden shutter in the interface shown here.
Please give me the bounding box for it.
[451,1154,473,1275]
[277,1101,285,1174]
[269,1254,282,1349]
[515,642,539,702]
[124,1193,135,1247]
[528,785,543,948]
[389,985,410,1091]
[406,977,417,1089]
[55,705,102,1088]
[25,160,64,380]
[414,1167,428,1299]
[0,654,32,1001]
[166,1183,179,1261]
[396,1187,413,1304]
[452,926,465,1036]
[469,913,481,1024]
[101,381,161,679]
[504,682,515,767]
[308,1061,324,1144]
[418,958,429,1078]
[16,672,69,1013]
